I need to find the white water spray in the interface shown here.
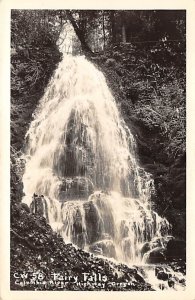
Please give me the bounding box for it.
[22,55,170,265]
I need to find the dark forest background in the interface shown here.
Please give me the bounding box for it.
[10,10,186,290]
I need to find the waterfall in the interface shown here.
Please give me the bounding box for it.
[22,55,170,265]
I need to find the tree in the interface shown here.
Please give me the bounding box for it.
[110,11,116,44]
[66,10,94,55]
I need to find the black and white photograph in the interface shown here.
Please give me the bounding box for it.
[1,2,195,298]
[9,9,186,292]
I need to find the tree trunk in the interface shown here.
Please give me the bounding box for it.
[122,24,126,43]
[102,11,106,50]
[66,10,93,56]
[110,11,116,44]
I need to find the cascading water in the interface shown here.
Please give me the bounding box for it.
[22,55,171,266]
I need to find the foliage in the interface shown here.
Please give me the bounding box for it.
[65,10,186,54]
[11,10,64,48]
[96,40,186,238]
[11,10,63,95]
[11,146,25,203]
[10,9,186,239]
[11,10,62,203]
[102,41,185,161]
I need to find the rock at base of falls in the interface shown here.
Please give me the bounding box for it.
[83,197,115,244]
[89,239,116,259]
[168,278,175,288]
[141,237,166,259]
[142,237,186,264]
[58,176,94,201]
[155,267,170,281]
[146,247,166,264]
[83,201,102,244]
[20,202,31,213]
[153,264,186,290]
[11,202,154,291]
[30,195,49,222]
[68,199,116,247]
[141,242,151,257]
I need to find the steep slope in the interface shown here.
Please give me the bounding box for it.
[11,203,152,291]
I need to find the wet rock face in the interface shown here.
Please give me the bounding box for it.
[62,198,116,248]
[71,209,86,249]
[146,247,166,264]
[121,237,133,260]
[30,196,44,215]
[53,111,96,181]
[83,201,102,244]
[89,239,116,259]
[144,237,186,264]
[83,195,116,245]
[141,242,151,257]
[30,195,49,222]
[58,177,94,201]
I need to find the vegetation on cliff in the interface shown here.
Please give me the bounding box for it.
[96,40,186,239]
[11,10,62,203]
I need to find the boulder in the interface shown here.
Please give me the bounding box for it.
[20,203,31,213]
[146,247,166,264]
[134,272,145,284]
[168,278,175,288]
[159,283,165,290]
[157,271,169,281]
[155,266,163,276]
